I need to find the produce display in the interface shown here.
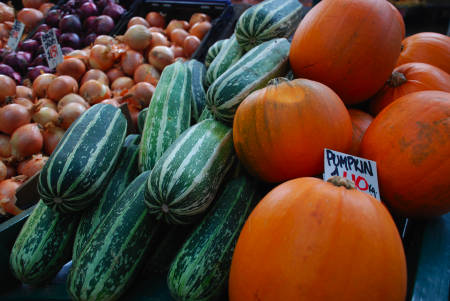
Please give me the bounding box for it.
[1,0,449,300]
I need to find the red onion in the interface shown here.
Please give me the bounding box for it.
[4,52,28,73]
[84,33,97,47]
[61,47,75,55]
[80,2,98,18]
[46,9,62,27]
[11,73,22,85]
[10,123,43,160]
[30,54,47,67]
[60,14,82,33]
[59,33,82,49]
[0,64,16,79]
[102,3,125,21]
[36,23,50,33]
[27,66,51,82]
[18,40,40,56]
[84,16,97,33]
[94,15,115,35]
[17,51,33,64]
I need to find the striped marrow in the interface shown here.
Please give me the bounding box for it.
[198,108,214,122]
[72,134,141,259]
[145,119,235,224]
[205,35,244,87]
[10,200,79,285]
[38,104,127,213]
[235,0,303,51]
[137,108,148,133]
[186,60,207,122]
[67,171,161,301]
[206,38,290,124]
[139,60,191,172]
[168,174,260,300]
[205,39,227,69]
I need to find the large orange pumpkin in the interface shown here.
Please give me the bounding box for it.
[229,176,407,301]
[348,109,373,156]
[396,32,450,74]
[360,90,450,217]
[370,62,450,115]
[233,78,352,183]
[289,0,405,105]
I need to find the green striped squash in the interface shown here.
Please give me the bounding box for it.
[67,171,161,301]
[38,104,127,213]
[137,108,148,133]
[139,60,191,172]
[186,60,207,122]
[10,201,79,285]
[204,39,227,69]
[206,38,290,124]
[235,0,303,51]
[197,108,214,122]
[72,134,141,259]
[145,119,235,224]
[205,35,244,87]
[167,174,260,301]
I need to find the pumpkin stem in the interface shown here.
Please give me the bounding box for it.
[268,77,290,86]
[387,71,407,87]
[327,176,355,190]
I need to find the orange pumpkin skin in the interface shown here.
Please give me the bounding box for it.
[289,0,404,105]
[348,109,373,156]
[360,90,450,217]
[396,32,450,74]
[233,78,352,183]
[370,62,450,116]
[229,177,407,301]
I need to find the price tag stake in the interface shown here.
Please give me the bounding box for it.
[7,20,25,51]
[41,29,63,70]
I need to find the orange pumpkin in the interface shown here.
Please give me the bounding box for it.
[289,0,404,104]
[229,176,407,301]
[370,62,450,115]
[348,109,373,156]
[233,78,352,183]
[360,90,450,217]
[396,32,450,74]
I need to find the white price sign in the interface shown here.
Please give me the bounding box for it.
[323,148,380,200]
[7,20,25,51]
[41,29,63,70]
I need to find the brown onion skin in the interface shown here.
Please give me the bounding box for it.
[106,68,125,83]
[5,165,16,179]
[43,125,65,155]
[57,94,89,112]
[146,12,165,28]
[16,86,34,100]
[81,69,109,86]
[0,161,6,181]
[35,98,57,111]
[94,35,116,46]
[33,73,56,99]
[184,35,201,58]
[170,28,189,47]
[189,13,211,27]
[59,102,87,130]
[56,58,86,81]
[47,76,79,102]
[129,82,155,107]
[124,25,152,51]
[150,32,170,48]
[112,77,135,93]
[13,98,34,111]
[17,154,48,178]
[0,177,25,215]
[189,21,212,40]
[89,45,115,71]
[128,16,149,28]
[32,106,59,127]
[149,46,175,71]
[170,45,184,59]
[17,8,43,31]
[165,20,189,37]
[0,75,16,104]
[10,123,44,160]
[100,98,121,107]
[0,134,11,158]
[0,104,32,135]
[121,50,144,76]
[134,64,160,86]
[79,80,111,105]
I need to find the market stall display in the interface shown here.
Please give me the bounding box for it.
[0,0,449,300]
